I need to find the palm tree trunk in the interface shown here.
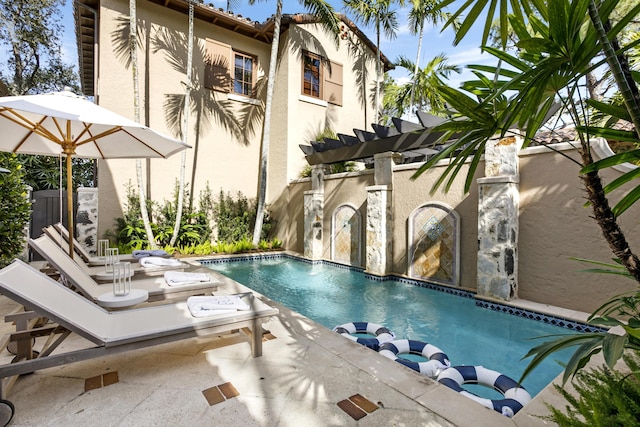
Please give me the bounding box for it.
[170,0,194,246]
[189,106,203,210]
[588,0,640,140]
[130,0,157,249]
[584,0,640,280]
[252,0,283,245]
[374,16,381,124]
[409,22,424,113]
[580,168,640,281]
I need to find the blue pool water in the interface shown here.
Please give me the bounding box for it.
[205,257,576,398]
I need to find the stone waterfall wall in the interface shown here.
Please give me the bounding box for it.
[365,153,397,276]
[303,165,325,260]
[365,185,392,275]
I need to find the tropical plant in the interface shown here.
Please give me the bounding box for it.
[169,0,196,247]
[343,0,403,124]
[113,181,213,252]
[391,54,460,116]
[413,0,640,382]
[17,155,95,191]
[249,0,341,246]
[112,181,155,252]
[154,182,212,247]
[213,190,273,243]
[0,153,31,268]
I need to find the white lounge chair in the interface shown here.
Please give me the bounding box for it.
[43,223,138,266]
[0,260,278,416]
[33,233,188,280]
[29,235,222,304]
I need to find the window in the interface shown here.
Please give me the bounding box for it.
[303,52,321,98]
[204,39,256,98]
[233,52,254,96]
[301,51,343,106]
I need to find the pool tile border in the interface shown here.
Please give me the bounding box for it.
[475,300,605,333]
[199,254,602,333]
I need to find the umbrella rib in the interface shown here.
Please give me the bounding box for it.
[120,128,167,158]
[73,126,126,158]
[0,109,63,150]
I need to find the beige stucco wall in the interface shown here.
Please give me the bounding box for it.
[281,142,640,314]
[96,0,271,236]
[266,22,377,240]
[518,144,640,312]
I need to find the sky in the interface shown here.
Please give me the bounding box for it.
[57,0,496,93]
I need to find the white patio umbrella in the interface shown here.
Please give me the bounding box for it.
[0,88,190,258]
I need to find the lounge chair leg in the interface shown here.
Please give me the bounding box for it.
[250,319,263,358]
[0,399,14,426]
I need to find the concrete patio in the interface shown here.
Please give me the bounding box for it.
[0,264,576,426]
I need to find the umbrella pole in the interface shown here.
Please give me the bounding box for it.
[66,153,75,259]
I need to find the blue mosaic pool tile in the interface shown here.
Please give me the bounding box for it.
[199,252,285,264]
[392,276,475,299]
[199,254,602,333]
[475,299,606,333]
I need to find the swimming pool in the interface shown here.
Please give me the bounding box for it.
[204,255,582,399]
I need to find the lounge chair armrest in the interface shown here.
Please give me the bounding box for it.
[4,311,41,325]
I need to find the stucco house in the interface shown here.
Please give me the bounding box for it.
[74,0,391,241]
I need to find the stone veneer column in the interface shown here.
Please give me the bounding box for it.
[303,164,325,260]
[76,187,99,256]
[365,152,397,276]
[365,185,392,275]
[477,136,520,301]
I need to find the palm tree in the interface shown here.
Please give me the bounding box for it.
[392,54,460,115]
[129,0,157,249]
[248,0,341,246]
[343,0,402,124]
[406,0,452,113]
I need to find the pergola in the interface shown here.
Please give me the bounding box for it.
[300,111,454,166]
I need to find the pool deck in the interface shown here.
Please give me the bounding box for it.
[0,258,589,426]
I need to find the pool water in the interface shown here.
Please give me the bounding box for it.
[206,257,574,398]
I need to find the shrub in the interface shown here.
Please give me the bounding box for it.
[0,154,32,268]
[212,190,272,242]
[112,184,278,255]
[546,351,640,426]
[154,182,211,247]
[112,182,156,252]
[112,181,212,252]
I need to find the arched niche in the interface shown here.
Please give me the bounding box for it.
[408,202,460,286]
[331,204,362,267]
